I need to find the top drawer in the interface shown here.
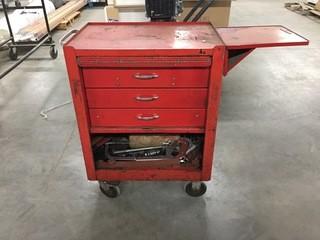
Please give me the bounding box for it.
[82,68,210,88]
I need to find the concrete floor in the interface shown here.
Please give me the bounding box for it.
[0,1,320,239]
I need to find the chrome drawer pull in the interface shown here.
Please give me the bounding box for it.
[134,73,159,80]
[137,114,160,121]
[135,95,159,101]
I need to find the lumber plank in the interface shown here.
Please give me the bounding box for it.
[57,11,81,30]
[17,0,86,41]
[310,9,320,16]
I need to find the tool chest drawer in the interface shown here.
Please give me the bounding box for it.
[89,109,206,128]
[82,68,210,88]
[86,89,208,109]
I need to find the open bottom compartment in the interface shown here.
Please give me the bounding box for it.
[92,133,204,170]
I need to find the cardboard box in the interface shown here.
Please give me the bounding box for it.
[316,0,320,11]
[105,6,119,21]
[178,0,231,27]
[105,6,148,22]
[114,0,144,7]
[106,0,231,26]
[108,0,144,7]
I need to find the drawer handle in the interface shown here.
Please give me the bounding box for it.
[137,114,160,121]
[135,95,159,101]
[134,73,159,80]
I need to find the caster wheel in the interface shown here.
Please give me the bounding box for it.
[9,47,18,60]
[106,181,120,186]
[185,182,207,197]
[49,46,58,59]
[15,1,21,7]
[99,181,121,198]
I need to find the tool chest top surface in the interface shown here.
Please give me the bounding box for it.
[65,22,224,51]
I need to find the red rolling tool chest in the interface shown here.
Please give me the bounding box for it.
[63,22,308,198]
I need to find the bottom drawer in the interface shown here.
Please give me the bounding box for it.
[90,109,206,128]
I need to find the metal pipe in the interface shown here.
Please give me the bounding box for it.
[4,5,45,10]
[113,146,166,155]
[9,42,54,47]
[191,0,215,22]
[0,36,50,80]
[40,0,51,38]
[0,38,12,48]
[183,0,206,22]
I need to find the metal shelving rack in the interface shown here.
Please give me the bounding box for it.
[0,0,57,79]
[0,0,21,8]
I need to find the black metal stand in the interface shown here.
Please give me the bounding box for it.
[0,37,11,48]
[0,0,57,79]
[183,0,215,22]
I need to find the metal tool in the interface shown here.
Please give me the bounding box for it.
[104,137,197,163]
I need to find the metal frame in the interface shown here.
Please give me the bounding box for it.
[183,0,215,22]
[0,37,11,48]
[0,0,21,8]
[0,0,57,79]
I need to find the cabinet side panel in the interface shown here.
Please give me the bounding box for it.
[202,46,225,180]
[63,47,96,180]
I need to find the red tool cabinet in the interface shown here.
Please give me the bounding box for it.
[63,22,308,197]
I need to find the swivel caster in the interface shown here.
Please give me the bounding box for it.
[185,182,207,197]
[9,47,18,60]
[49,46,58,59]
[99,181,121,198]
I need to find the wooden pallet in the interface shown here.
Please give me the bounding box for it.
[285,2,303,11]
[310,9,320,16]
[57,11,81,30]
[285,1,320,19]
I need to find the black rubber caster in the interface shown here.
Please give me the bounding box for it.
[99,181,121,198]
[9,47,18,60]
[106,181,120,186]
[185,182,207,197]
[49,46,58,59]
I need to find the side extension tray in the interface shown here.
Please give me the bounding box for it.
[216,25,309,75]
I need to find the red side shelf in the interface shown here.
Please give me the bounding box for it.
[217,25,309,49]
[216,26,309,74]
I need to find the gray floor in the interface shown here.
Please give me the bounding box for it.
[0,1,320,240]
